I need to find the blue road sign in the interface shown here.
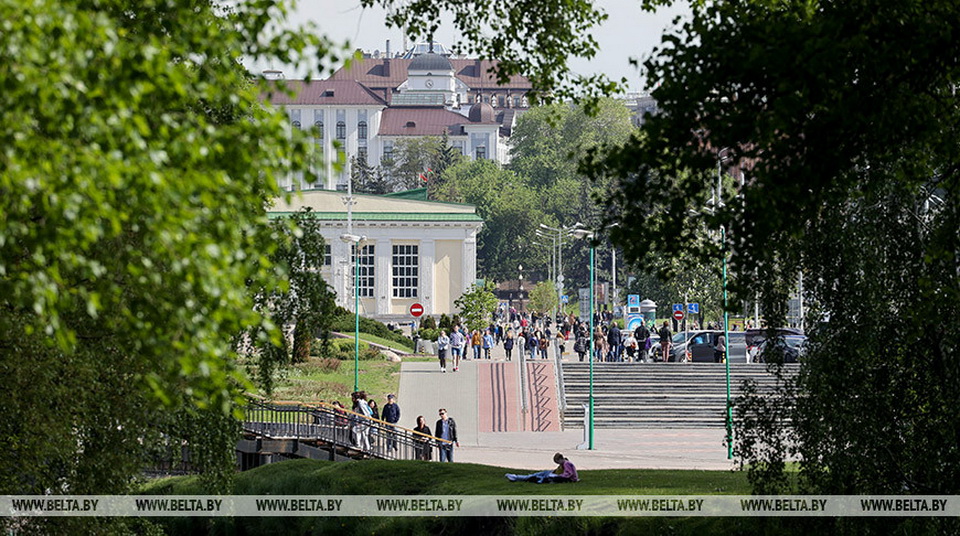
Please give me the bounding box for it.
[688,302,700,314]
[628,294,640,307]
[673,303,684,312]
[561,295,569,304]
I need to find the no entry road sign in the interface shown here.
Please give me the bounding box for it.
[673,309,685,322]
[410,303,424,317]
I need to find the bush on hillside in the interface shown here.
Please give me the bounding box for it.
[420,316,437,330]
[327,306,411,347]
[417,328,440,342]
[438,313,452,331]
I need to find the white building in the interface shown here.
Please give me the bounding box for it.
[269,189,483,322]
[265,45,532,191]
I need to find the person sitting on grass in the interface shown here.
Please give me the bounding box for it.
[505,453,579,483]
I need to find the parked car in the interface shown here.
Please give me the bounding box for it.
[745,328,804,362]
[755,335,807,363]
[652,330,746,363]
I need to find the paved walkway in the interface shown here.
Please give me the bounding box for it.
[398,344,738,471]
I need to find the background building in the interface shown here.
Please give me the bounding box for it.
[264,42,533,191]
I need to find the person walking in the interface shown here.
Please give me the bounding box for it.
[471,330,482,360]
[714,331,726,363]
[382,394,401,453]
[503,330,515,361]
[527,330,539,360]
[413,415,432,461]
[659,321,672,363]
[435,408,459,462]
[556,331,566,360]
[450,327,464,372]
[634,322,650,362]
[482,329,494,359]
[350,391,373,451]
[607,322,622,362]
[437,330,450,372]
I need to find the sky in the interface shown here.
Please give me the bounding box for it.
[270,0,690,93]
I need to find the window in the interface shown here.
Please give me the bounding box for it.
[475,146,487,160]
[514,96,522,108]
[314,120,323,139]
[357,146,367,162]
[292,120,301,129]
[336,120,346,140]
[324,244,331,267]
[392,245,419,298]
[350,244,375,298]
[358,121,367,140]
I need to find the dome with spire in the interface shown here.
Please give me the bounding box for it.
[409,52,453,73]
[469,101,495,123]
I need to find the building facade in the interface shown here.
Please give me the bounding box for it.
[269,189,483,322]
[265,44,532,191]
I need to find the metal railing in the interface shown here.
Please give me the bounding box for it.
[243,398,451,461]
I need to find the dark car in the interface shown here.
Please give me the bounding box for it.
[745,328,804,363]
[662,330,747,363]
[755,335,807,363]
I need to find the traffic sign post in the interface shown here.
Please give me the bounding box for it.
[688,302,700,314]
[673,309,685,322]
[409,303,424,318]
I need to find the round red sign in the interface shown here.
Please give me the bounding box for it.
[672,310,685,322]
[410,303,424,317]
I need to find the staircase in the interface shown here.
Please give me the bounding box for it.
[561,363,798,428]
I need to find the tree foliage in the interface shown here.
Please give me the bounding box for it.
[381,135,464,193]
[528,280,559,315]
[586,0,960,515]
[454,281,498,332]
[0,0,334,505]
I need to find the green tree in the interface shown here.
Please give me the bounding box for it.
[433,159,547,281]
[381,135,463,192]
[454,281,499,332]
[252,208,338,386]
[350,154,391,194]
[587,0,960,520]
[528,280,559,315]
[0,0,334,506]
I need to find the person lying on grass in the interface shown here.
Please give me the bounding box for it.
[505,453,579,483]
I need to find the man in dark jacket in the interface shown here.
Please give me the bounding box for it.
[435,408,459,462]
[607,323,622,362]
[634,323,650,362]
[659,322,672,362]
[382,394,401,452]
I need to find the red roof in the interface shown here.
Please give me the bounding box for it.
[263,80,387,106]
[378,108,470,136]
[328,58,532,91]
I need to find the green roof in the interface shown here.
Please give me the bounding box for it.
[267,211,483,222]
[383,188,429,201]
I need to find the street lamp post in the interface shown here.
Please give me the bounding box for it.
[340,233,366,393]
[572,226,595,450]
[717,148,733,460]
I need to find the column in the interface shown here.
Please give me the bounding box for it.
[375,237,391,316]
[420,238,435,315]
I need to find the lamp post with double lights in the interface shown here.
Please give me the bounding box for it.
[539,223,577,322]
[571,226,595,450]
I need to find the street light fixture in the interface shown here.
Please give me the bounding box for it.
[571,227,595,450]
[340,232,366,393]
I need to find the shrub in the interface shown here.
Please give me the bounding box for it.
[420,316,437,330]
[417,328,440,342]
[438,313,452,331]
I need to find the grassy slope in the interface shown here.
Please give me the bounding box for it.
[142,459,769,535]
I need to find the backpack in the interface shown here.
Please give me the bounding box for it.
[539,337,548,350]
[504,338,514,350]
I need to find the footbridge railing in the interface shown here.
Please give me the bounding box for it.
[243,397,451,462]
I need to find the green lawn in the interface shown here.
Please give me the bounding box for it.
[267,357,401,407]
[143,459,762,535]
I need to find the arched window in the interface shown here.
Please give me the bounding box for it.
[336,120,346,140]
[292,120,301,129]
[314,120,323,139]
[358,121,367,140]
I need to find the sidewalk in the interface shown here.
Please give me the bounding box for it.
[398,343,738,471]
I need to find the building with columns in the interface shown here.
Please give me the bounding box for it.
[269,189,482,322]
